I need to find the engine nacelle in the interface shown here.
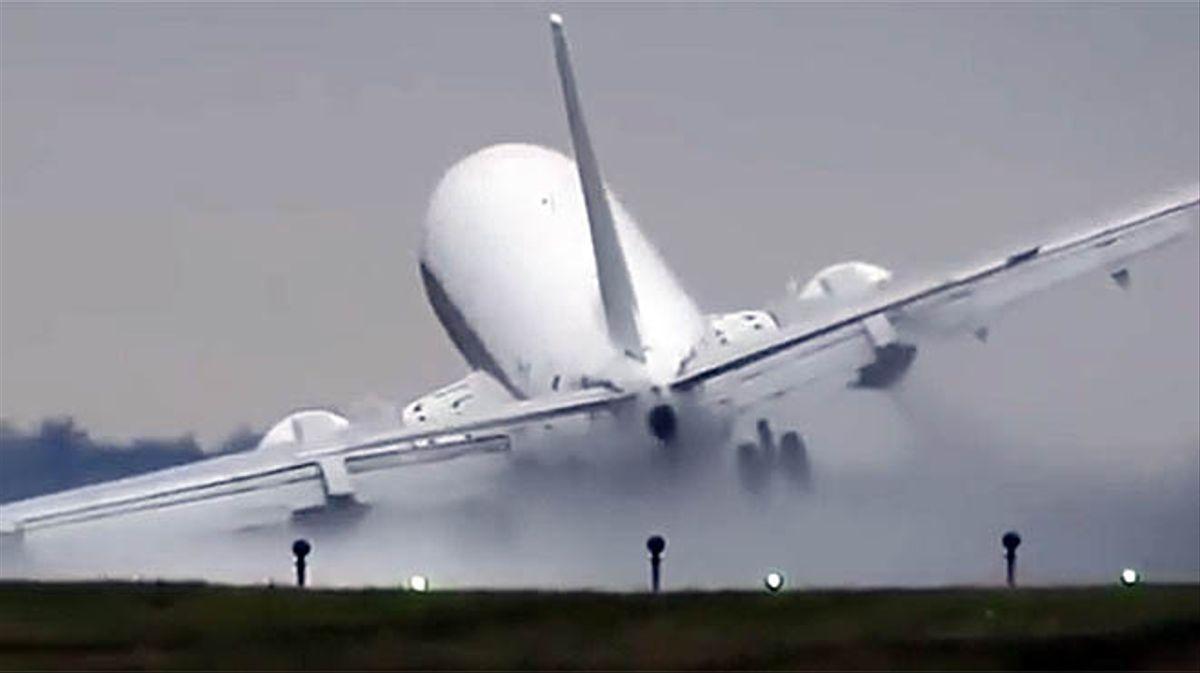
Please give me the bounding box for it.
[786,262,918,389]
[793,261,893,302]
[257,409,361,512]
[258,409,350,449]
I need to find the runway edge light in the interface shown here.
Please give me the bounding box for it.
[764,571,785,593]
[1119,568,1141,587]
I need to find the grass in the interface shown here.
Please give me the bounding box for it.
[0,582,1196,670]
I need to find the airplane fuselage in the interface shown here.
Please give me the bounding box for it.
[420,143,708,400]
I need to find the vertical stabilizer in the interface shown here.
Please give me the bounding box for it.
[550,14,644,361]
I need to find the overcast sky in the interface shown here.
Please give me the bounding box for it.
[2,2,1197,448]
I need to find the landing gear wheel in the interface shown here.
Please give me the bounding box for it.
[737,442,768,495]
[778,431,811,491]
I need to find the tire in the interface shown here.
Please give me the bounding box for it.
[736,442,768,495]
[778,431,811,491]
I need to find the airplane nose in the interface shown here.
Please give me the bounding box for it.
[646,404,677,443]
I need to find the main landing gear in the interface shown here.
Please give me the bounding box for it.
[736,418,811,495]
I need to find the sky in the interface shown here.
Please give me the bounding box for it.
[2,1,1198,449]
[1,2,1198,589]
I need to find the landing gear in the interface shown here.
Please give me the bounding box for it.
[735,419,811,495]
[737,442,768,495]
[778,431,811,489]
[646,404,678,443]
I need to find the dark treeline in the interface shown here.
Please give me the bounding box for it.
[0,418,261,504]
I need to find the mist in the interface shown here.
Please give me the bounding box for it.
[4,312,1197,589]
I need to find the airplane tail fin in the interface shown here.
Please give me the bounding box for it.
[550,14,645,361]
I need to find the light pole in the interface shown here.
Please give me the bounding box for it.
[1002,531,1021,588]
[292,539,311,588]
[646,535,666,593]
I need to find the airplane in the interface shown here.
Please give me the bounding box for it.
[1,13,1196,542]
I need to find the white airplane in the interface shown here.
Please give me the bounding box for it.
[1,14,1196,541]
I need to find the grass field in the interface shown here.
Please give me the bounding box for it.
[0,582,1197,670]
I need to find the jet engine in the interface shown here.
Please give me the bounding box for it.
[789,261,916,388]
[792,261,893,303]
[258,409,350,449]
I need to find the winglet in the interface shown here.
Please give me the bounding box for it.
[550,14,644,361]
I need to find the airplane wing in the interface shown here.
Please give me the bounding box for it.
[3,196,1193,537]
[673,194,1199,407]
[0,387,632,537]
